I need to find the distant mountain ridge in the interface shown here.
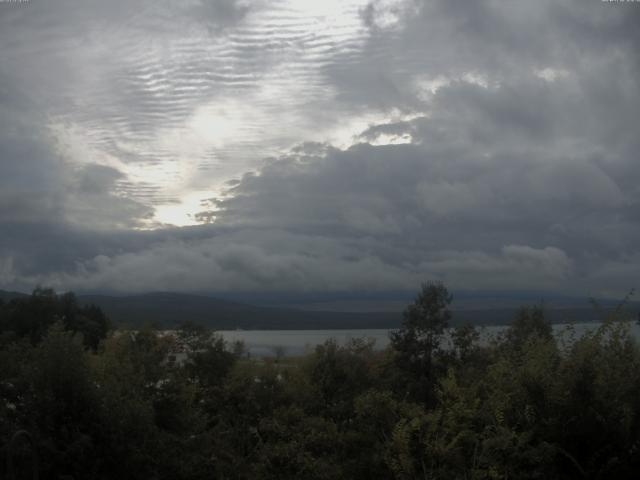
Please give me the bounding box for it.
[1,289,637,329]
[78,292,403,329]
[0,289,28,302]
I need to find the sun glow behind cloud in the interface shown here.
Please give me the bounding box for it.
[153,190,221,227]
[38,0,583,229]
[48,0,420,228]
[46,0,396,228]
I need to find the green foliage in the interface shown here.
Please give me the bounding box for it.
[451,322,480,362]
[0,288,109,349]
[9,323,100,478]
[251,405,343,479]
[504,304,552,351]
[305,338,377,419]
[390,282,452,405]
[180,322,237,389]
[2,286,640,479]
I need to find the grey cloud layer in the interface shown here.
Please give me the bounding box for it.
[1,0,639,296]
[1,0,374,209]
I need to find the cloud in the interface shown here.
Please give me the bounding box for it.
[23,229,423,293]
[0,0,639,297]
[10,229,574,295]
[0,79,154,230]
[1,0,380,225]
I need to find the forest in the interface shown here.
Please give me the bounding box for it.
[1,284,639,479]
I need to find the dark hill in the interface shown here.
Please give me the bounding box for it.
[72,292,639,329]
[2,289,637,330]
[0,289,28,302]
[76,292,401,329]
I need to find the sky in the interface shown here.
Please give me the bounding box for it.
[0,0,639,299]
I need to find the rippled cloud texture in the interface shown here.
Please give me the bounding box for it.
[1,0,639,297]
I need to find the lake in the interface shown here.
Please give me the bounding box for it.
[218,321,640,357]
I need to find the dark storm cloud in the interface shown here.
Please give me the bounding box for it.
[1,0,639,297]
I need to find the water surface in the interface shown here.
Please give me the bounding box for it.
[218,322,640,357]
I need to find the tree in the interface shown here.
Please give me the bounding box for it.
[451,323,480,362]
[0,288,109,349]
[390,282,452,405]
[504,305,552,351]
[306,338,376,420]
[177,322,237,389]
[28,322,100,477]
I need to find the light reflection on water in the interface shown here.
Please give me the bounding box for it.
[218,322,640,357]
